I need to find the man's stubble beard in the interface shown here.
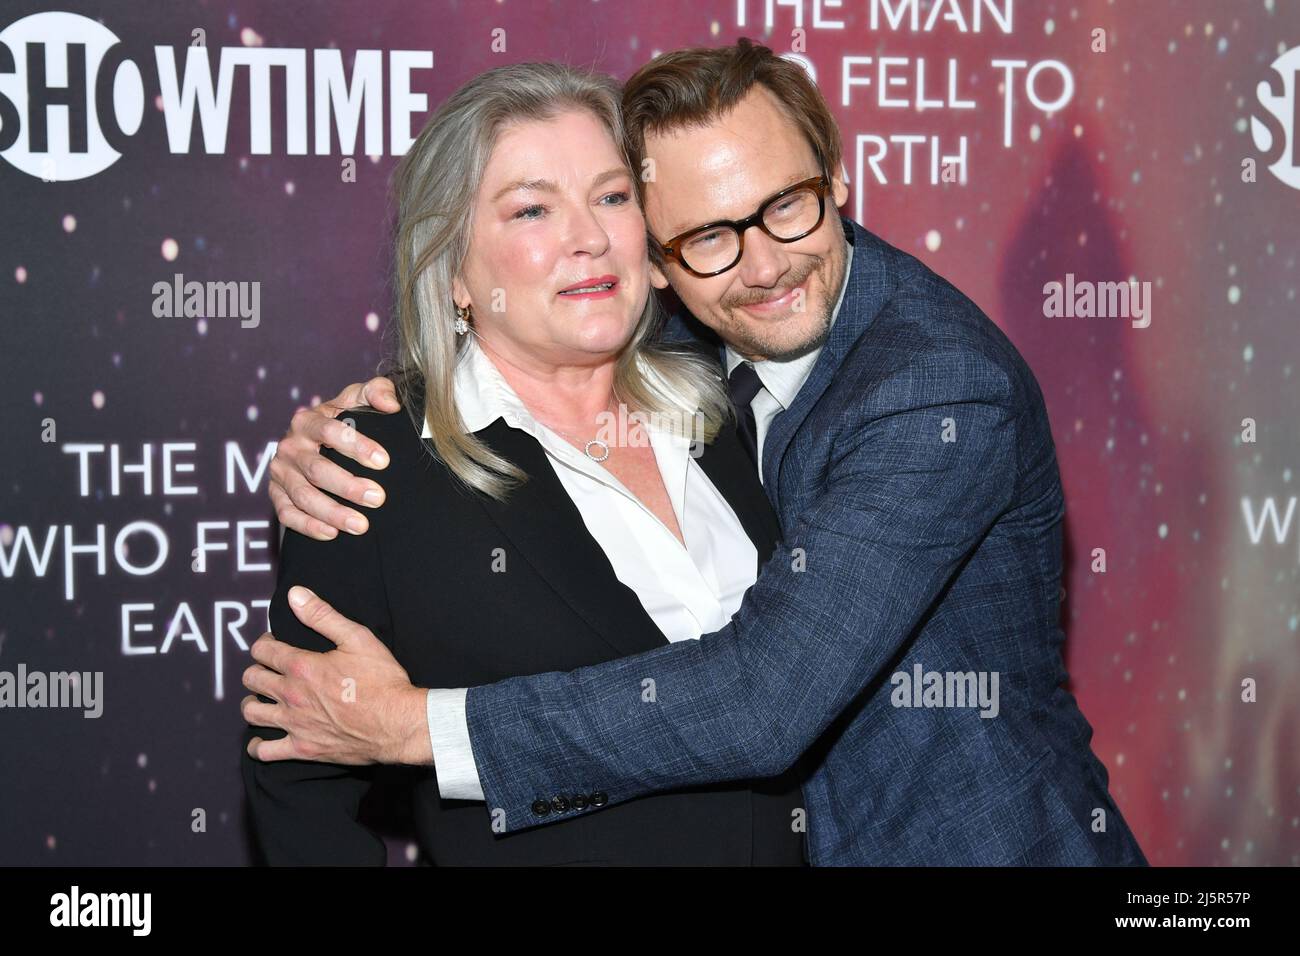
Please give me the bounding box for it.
[716,240,848,362]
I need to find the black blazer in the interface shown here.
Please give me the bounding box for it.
[242,390,807,866]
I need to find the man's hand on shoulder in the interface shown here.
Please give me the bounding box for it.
[269,376,401,540]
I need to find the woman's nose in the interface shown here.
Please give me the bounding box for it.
[566,205,612,258]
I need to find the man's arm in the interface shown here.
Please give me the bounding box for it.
[462,349,1021,830]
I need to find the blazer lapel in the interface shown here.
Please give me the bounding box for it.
[694,420,782,556]
[760,218,894,509]
[471,420,670,659]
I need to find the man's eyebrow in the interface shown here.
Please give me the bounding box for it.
[491,167,631,203]
[665,171,813,237]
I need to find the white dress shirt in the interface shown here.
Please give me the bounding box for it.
[428,236,853,800]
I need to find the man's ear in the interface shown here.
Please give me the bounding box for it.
[831,169,850,209]
[649,259,671,291]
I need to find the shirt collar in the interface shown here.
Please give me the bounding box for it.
[421,335,699,440]
[421,338,697,520]
[420,336,527,438]
[723,234,853,411]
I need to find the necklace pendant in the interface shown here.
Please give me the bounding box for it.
[584,439,610,462]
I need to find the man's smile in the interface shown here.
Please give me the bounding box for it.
[732,269,818,320]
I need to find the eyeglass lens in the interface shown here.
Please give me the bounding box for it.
[678,186,822,274]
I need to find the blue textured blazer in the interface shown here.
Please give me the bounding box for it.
[464,217,1148,866]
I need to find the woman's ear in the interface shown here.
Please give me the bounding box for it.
[451,275,470,309]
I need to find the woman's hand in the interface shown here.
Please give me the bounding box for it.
[242,586,433,767]
[268,377,401,540]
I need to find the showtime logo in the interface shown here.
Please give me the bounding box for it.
[1252,44,1300,191]
[0,11,434,181]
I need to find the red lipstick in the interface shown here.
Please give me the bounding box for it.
[558,274,619,299]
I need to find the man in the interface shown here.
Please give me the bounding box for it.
[247,39,1146,865]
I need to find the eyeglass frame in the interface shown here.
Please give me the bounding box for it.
[654,173,833,279]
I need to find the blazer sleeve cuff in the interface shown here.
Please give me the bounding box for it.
[426,688,485,801]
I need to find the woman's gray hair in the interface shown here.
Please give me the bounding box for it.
[387,61,731,500]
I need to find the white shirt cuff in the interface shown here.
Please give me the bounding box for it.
[425,688,485,801]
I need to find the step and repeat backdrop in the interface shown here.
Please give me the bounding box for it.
[0,0,1296,865]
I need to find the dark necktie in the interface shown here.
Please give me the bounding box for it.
[728,361,764,468]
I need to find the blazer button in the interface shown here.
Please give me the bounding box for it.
[590,791,608,807]
[571,794,589,810]
[551,795,571,813]
[531,799,551,817]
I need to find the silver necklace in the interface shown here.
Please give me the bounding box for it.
[540,418,612,463]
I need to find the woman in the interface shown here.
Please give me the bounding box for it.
[241,62,806,865]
